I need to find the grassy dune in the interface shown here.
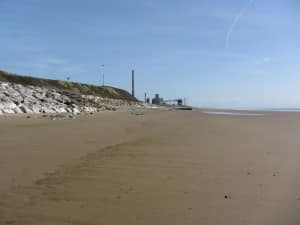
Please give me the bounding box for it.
[0,70,137,101]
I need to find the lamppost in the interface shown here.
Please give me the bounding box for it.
[101,64,105,86]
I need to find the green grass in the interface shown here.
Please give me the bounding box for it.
[0,70,137,102]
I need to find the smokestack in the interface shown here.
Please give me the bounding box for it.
[132,69,135,97]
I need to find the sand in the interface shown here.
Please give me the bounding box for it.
[0,110,300,225]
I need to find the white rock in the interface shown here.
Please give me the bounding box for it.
[55,107,67,113]
[2,108,15,114]
[0,102,17,109]
[33,92,45,100]
[0,82,10,88]
[66,107,73,113]
[0,80,139,115]
[41,106,56,114]
[19,105,32,113]
[72,108,81,114]
[14,107,24,114]
[30,105,41,114]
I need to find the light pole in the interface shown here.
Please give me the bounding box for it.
[132,69,135,97]
[101,64,105,86]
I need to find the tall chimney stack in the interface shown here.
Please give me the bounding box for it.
[132,69,135,97]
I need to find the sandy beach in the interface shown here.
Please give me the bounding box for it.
[0,110,300,225]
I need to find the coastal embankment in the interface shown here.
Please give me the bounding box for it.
[0,70,142,115]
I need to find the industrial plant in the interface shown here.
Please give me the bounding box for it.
[151,94,183,106]
[130,69,191,109]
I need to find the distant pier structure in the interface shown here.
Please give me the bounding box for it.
[164,99,183,106]
[150,94,191,110]
[152,94,183,106]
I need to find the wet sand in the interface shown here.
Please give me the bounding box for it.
[1,110,300,225]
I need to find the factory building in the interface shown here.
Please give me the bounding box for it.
[152,94,164,105]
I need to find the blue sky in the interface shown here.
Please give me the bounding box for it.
[0,0,300,108]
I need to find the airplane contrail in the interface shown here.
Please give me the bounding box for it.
[225,0,255,49]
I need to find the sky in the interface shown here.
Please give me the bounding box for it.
[0,0,300,108]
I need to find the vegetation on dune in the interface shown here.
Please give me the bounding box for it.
[0,70,137,101]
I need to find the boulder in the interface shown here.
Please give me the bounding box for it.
[2,101,17,109]
[0,80,138,115]
[30,105,41,114]
[65,107,73,113]
[55,107,67,113]
[14,107,24,114]
[2,108,15,114]
[19,105,32,113]
[72,107,81,114]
